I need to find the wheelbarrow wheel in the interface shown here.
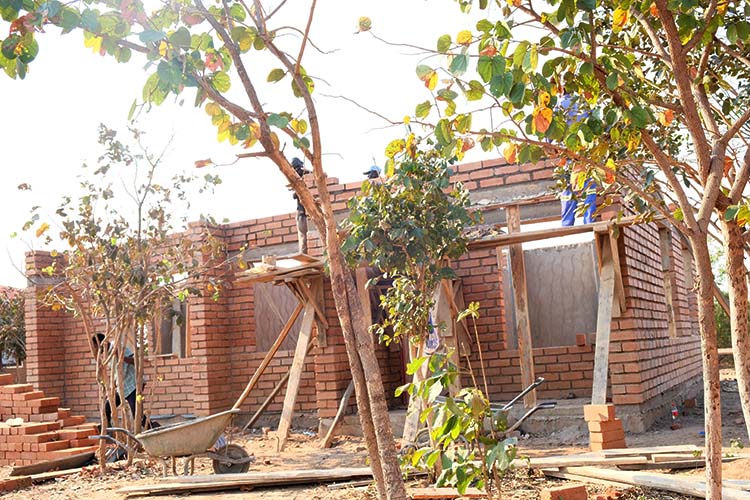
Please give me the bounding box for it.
[212,444,251,474]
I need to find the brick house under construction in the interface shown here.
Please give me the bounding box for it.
[20,158,703,435]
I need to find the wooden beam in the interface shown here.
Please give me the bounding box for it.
[658,227,679,338]
[10,453,93,477]
[295,279,329,330]
[607,229,627,314]
[506,206,536,408]
[591,236,617,405]
[276,301,316,451]
[355,267,371,321]
[320,380,355,448]
[434,281,461,395]
[558,467,749,499]
[232,301,304,410]
[242,340,315,431]
[468,214,662,250]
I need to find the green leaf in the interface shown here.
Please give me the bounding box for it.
[725,205,740,221]
[512,41,529,68]
[529,44,538,71]
[1,35,20,60]
[59,8,80,34]
[211,71,231,92]
[449,53,468,76]
[508,82,525,104]
[80,8,101,33]
[267,68,285,82]
[127,99,137,121]
[477,56,493,83]
[629,106,649,129]
[455,113,472,133]
[606,72,620,90]
[416,64,433,79]
[406,356,428,375]
[415,100,432,119]
[267,113,290,129]
[140,30,167,43]
[476,19,493,32]
[435,118,452,146]
[465,80,484,101]
[169,27,191,49]
[230,3,246,21]
[437,34,451,53]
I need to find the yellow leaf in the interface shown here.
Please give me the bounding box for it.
[385,139,405,158]
[658,109,674,127]
[385,158,395,177]
[426,71,438,91]
[35,223,50,238]
[158,41,168,57]
[613,7,629,33]
[83,35,103,55]
[717,0,728,15]
[403,115,411,125]
[405,133,416,156]
[358,16,372,32]
[455,139,465,161]
[218,120,231,134]
[457,30,473,46]
[502,143,517,164]
[649,2,658,16]
[205,103,222,116]
[532,106,553,134]
[538,91,550,107]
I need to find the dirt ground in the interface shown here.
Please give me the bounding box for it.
[2,363,747,500]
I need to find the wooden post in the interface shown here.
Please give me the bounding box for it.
[591,236,616,405]
[320,380,355,448]
[435,281,461,395]
[231,301,304,410]
[505,205,536,408]
[401,340,427,442]
[276,301,316,451]
[355,267,371,323]
[242,340,315,431]
[658,227,678,338]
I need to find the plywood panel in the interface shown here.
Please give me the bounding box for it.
[255,283,302,352]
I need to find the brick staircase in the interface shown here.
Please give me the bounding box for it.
[0,373,98,466]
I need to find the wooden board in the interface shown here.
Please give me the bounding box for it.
[408,487,486,499]
[320,380,355,448]
[542,469,633,489]
[599,445,701,457]
[523,455,648,469]
[560,467,750,499]
[276,301,316,451]
[10,452,94,477]
[658,227,678,338]
[505,206,536,408]
[591,236,616,405]
[121,467,375,496]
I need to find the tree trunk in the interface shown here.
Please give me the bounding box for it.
[720,219,750,441]
[689,231,723,500]
[325,239,407,500]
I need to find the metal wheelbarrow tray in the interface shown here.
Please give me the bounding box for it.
[96,409,253,475]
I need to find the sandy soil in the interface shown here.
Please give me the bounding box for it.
[2,365,747,499]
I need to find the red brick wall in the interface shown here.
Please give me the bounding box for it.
[608,223,701,405]
[23,156,701,425]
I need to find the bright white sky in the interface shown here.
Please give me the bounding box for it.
[0,0,505,287]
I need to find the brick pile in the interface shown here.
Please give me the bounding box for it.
[0,373,98,466]
[584,403,627,451]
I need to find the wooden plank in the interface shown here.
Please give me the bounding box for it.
[561,466,750,499]
[591,236,616,405]
[30,467,84,483]
[600,445,701,457]
[296,279,329,330]
[311,276,327,347]
[542,469,633,489]
[121,467,375,496]
[10,452,94,477]
[320,380,355,448]
[608,229,627,314]
[523,455,648,469]
[506,205,536,408]
[658,227,678,338]
[242,340,315,431]
[232,301,304,410]
[276,301,316,451]
[408,487,486,499]
[468,215,661,250]
[616,459,708,470]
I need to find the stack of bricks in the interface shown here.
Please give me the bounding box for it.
[0,373,98,466]
[584,403,627,451]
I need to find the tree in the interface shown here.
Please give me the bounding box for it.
[378,1,750,497]
[29,125,222,467]
[0,2,406,497]
[0,288,24,368]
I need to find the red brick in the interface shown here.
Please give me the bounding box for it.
[0,476,32,492]
[39,440,70,452]
[0,374,13,385]
[589,428,626,443]
[540,484,587,500]
[583,404,616,422]
[590,439,627,451]
[14,390,44,401]
[587,419,623,433]
[0,384,33,394]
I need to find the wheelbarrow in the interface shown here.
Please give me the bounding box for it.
[94,409,254,475]
[402,377,557,453]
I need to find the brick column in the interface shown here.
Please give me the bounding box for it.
[24,251,67,402]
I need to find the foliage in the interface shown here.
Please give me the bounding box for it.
[344,138,478,344]
[28,125,222,449]
[0,290,24,366]
[397,352,516,498]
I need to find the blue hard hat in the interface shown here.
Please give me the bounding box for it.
[363,164,381,176]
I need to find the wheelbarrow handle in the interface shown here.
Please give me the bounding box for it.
[501,377,546,411]
[97,427,145,450]
[90,434,139,454]
[504,400,557,434]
